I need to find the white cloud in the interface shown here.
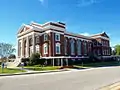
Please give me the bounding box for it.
[79,32,91,36]
[39,0,44,5]
[77,0,101,7]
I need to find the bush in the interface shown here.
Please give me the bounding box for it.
[21,58,29,66]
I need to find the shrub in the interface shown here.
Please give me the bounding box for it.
[21,58,29,66]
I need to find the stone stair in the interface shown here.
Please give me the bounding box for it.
[6,58,21,68]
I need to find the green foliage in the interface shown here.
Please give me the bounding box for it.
[8,54,16,59]
[29,53,40,65]
[0,43,16,58]
[115,45,120,55]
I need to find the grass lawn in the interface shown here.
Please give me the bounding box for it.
[24,66,61,71]
[0,68,25,74]
[75,61,120,68]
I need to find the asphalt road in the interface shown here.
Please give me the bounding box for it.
[0,67,120,90]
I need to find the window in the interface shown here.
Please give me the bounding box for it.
[56,43,61,54]
[44,34,48,41]
[70,39,75,55]
[55,33,60,41]
[77,40,81,55]
[44,43,48,54]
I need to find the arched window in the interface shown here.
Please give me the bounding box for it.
[77,40,81,55]
[44,43,48,54]
[56,43,61,54]
[70,39,75,55]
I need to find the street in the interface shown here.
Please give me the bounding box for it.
[0,66,120,90]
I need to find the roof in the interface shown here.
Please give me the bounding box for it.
[90,32,109,38]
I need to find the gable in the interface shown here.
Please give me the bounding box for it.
[101,32,109,38]
[17,24,31,34]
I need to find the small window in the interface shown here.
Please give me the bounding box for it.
[55,33,60,41]
[44,34,48,41]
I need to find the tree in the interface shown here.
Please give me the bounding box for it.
[8,54,16,59]
[29,53,46,66]
[29,53,40,65]
[114,45,120,55]
[0,43,16,58]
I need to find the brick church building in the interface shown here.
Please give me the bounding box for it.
[17,21,111,66]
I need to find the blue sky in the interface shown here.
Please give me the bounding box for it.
[0,0,120,47]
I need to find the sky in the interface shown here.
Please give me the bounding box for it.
[0,0,120,47]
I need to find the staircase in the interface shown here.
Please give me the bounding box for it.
[6,58,21,68]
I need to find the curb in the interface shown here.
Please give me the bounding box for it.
[0,66,117,77]
[0,69,69,77]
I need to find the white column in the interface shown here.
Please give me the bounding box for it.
[21,38,24,58]
[17,39,19,58]
[53,59,54,67]
[61,58,63,66]
[66,58,68,66]
[32,33,35,53]
[26,36,29,57]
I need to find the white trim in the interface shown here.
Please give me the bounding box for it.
[49,30,64,35]
[43,24,65,31]
[65,31,92,40]
[64,35,91,42]
[17,24,33,34]
[91,36,109,40]
[40,56,89,59]
[18,31,38,40]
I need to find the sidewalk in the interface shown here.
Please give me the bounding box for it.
[0,68,69,77]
